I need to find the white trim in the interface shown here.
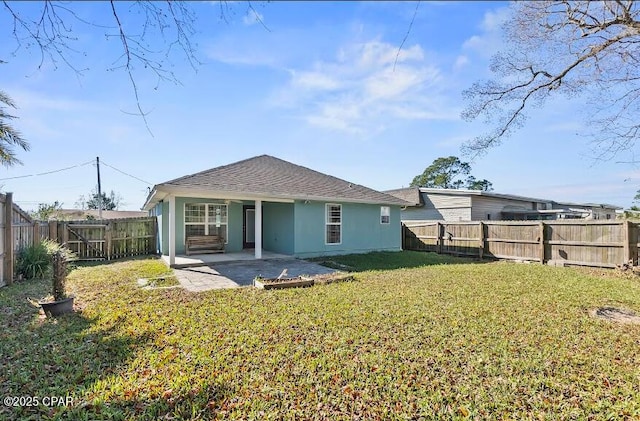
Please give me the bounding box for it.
[255,199,262,259]
[168,195,176,266]
[380,206,390,224]
[325,203,342,245]
[183,202,229,245]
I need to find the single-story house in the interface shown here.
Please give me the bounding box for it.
[142,155,408,266]
[385,187,621,222]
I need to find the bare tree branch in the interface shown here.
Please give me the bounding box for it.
[462,1,640,159]
[2,1,204,135]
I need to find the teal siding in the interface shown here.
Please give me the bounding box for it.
[158,197,400,257]
[292,201,402,258]
[263,202,294,254]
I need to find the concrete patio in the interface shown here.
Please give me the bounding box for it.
[165,252,339,292]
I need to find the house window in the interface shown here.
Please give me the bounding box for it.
[325,204,342,244]
[185,203,228,243]
[380,206,390,224]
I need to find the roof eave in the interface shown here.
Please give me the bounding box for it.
[141,187,168,211]
[151,184,409,207]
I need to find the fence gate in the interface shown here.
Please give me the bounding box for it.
[64,222,108,260]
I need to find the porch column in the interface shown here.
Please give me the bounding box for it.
[168,195,176,266]
[255,199,262,259]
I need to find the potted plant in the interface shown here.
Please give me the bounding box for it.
[18,240,76,317]
[39,249,74,317]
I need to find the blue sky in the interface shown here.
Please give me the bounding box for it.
[1,1,638,211]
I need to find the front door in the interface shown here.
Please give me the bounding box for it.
[243,206,255,249]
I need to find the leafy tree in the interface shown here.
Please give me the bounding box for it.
[30,201,62,220]
[77,190,121,211]
[410,156,493,190]
[0,90,29,166]
[462,1,640,160]
[466,176,493,192]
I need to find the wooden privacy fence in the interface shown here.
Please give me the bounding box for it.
[403,220,639,269]
[45,217,157,261]
[0,193,54,286]
[1,192,158,286]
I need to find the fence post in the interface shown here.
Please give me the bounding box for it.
[105,222,112,260]
[478,221,485,260]
[623,220,632,265]
[48,220,57,243]
[539,221,546,264]
[436,222,443,254]
[4,192,13,285]
[62,222,69,246]
[32,222,39,246]
[631,222,639,266]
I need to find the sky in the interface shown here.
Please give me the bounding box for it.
[1,1,639,212]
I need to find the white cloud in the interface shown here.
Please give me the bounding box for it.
[243,9,264,26]
[291,70,342,91]
[462,6,510,56]
[271,39,458,135]
[481,8,509,32]
[453,55,469,71]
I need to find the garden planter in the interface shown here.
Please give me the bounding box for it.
[253,274,354,290]
[254,277,314,290]
[311,273,354,285]
[40,296,74,317]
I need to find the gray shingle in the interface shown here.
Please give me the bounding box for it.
[157,155,408,205]
[384,187,423,207]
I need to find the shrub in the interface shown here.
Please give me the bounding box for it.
[16,242,50,280]
[16,239,76,281]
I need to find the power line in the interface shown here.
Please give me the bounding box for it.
[100,160,153,185]
[0,160,95,181]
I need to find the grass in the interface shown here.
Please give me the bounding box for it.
[1,253,640,420]
[309,250,474,271]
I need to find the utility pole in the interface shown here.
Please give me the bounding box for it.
[96,156,102,219]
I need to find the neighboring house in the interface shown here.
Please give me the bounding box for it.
[48,209,148,221]
[385,187,621,222]
[550,201,620,220]
[142,155,408,265]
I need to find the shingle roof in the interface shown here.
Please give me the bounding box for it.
[152,155,408,206]
[384,187,423,206]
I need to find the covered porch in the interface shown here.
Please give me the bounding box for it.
[161,249,292,268]
[147,189,296,267]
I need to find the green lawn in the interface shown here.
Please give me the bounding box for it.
[1,252,639,420]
